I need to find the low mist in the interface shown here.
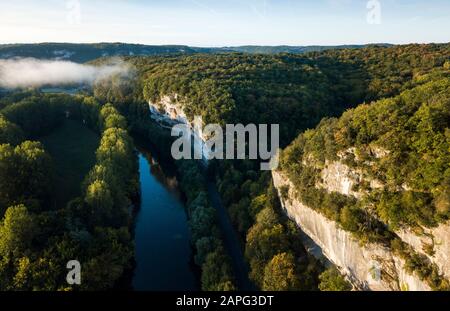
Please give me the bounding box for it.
[0,58,130,89]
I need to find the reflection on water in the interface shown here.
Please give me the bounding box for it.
[141,150,181,198]
[132,151,197,291]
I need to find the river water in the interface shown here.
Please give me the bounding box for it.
[34,87,199,290]
[132,151,198,291]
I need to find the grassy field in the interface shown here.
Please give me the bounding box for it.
[40,119,100,208]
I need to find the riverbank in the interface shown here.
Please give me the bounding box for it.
[130,119,252,290]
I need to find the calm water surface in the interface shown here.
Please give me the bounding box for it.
[132,152,197,291]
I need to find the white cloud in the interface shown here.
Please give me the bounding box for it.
[0,58,129,89]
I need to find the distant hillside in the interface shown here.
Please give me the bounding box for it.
[215,44,392,54]
[0,43,197,63]
[101,43,447,146]
[0,42,391,63]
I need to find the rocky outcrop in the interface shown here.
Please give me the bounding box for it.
[317,159,450,282]
[149,94,189,126]
[396,224,450,280]
[319,161,385,198]
[148,94,209,162]
[273,170,432,291]
[319,161,363,198]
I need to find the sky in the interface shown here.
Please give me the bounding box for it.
[0,0,449,46]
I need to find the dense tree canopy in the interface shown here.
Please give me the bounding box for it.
[0,205,36,258]
[0,114,24,145]
[318,267,352,291]
[0,141,52,215]
[280,70,450,290]
[209,44,449,291]
[281,72,450,229]
[94,43,448,147]
[0,93,138,290]
[1,43,448,291]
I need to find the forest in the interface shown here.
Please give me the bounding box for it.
[0,43,382,63]
[279,69,450,290]
[121,43,448,291]
[0,93,138,290]
[0,43,449,291]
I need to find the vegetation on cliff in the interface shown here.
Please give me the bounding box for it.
[1,42,448,291]
[281,72,449,229]
[280,70,450,290]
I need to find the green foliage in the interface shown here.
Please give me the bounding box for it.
[85,180,114,224]
[0,93,138,290]
[194,236,221,266]
[93,44,449,291]
[0,141,52,214]
[262,252,301,291]
[0,42,198,63]
[79,227,133,290]
[176,160,237,291]
[93,69,141,106]
[391,238,450,290]
[279,69,449,289]
[190,204,217,242]
[0,114,24,145]
[318,44,449,102]
[99,103,128,131]
[134,53,357,146]
[318,267,352,291]
[1,43,448,291]
[281,75,450,229]
[127,44,450,147]
[0,205,36,258]
[246,218,291,286]
[201,247,236,291]
[1,94,70,138]
[215,159,323,291]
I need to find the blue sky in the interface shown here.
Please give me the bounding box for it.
[0,0,449,46]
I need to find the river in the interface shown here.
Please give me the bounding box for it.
[132,150,198,291]
[34,87,200,290]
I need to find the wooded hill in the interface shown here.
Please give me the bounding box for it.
[1,43,448,291]
[92,43,450,147]
[0,42,387,63]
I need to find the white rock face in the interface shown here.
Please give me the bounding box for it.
[272,170,432,291]
[149,94,189,125]
[148,94,210,162]
[396,224,450,280]
[316,159,449,282]
[319,161,362,198]
[319,160,384,199]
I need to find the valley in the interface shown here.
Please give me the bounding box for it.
[0,43,448,292]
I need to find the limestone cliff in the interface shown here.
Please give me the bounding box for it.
[317,157,450,281]
[273,170,434,291]
[274,78,450,291]
[148,94,209,161]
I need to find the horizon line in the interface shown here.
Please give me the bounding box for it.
[1,41,449,48]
